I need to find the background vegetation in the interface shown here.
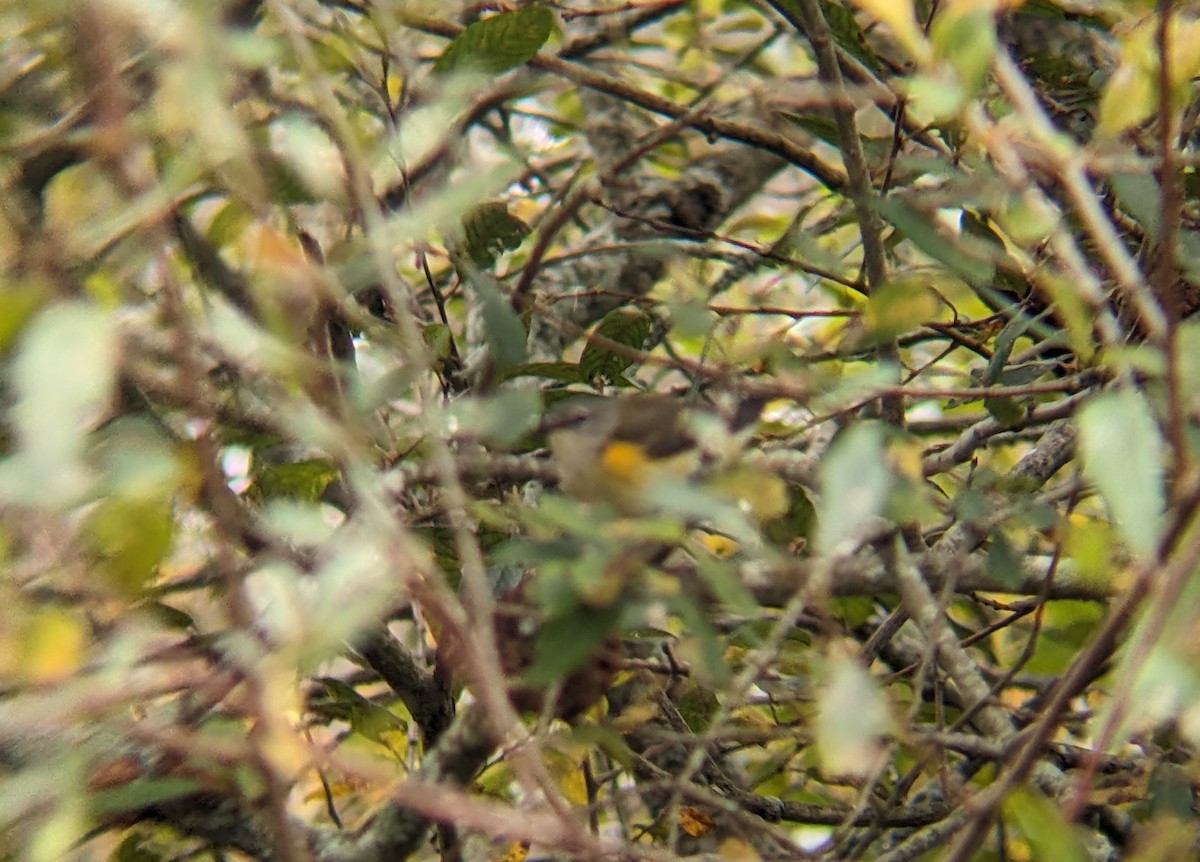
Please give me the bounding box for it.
[2,0,1199,859]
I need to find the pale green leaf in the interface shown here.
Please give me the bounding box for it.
[1078,390,1164,558]
[814,650,889,778]
[0,303,118,506]
[817,423,890,554]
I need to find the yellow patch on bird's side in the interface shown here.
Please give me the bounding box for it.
[699,532,740,558]
[600,440,650,483]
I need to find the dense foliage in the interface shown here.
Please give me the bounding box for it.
[3,1,1200,860]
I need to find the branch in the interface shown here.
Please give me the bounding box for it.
[355,626,455,745]
[323,706,499,862]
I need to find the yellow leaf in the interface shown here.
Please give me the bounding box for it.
[1098,61,1156,137]
[542,749,588,807]
[848,0,931,64]
[679,806,716,837]
[21,609,86,684]
[718,837,764,862]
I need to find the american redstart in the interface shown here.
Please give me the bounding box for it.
[543,393,766,514]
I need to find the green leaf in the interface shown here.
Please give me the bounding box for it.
[1110,172,1162,240]
[1078,390,1164,558]
[445,389,542,448]
[309,678,408,755]
[89,777,201,817]
[433,6,554,76]
[500,361,587,385]
[0,303,119,506]
[984,529,1024,589]
[864,276,938,341]
[145,602,196,631]
[931,5,996,98]
[458,264,527,373]
[253,458,339,502]
[875,196,995,285]
[113,834,167,862]
[1003,788,1090,862]
[85,496,175,596]
[693,549,758,616]
[984,396,1022,427]
[261,152,320,205]
[0,282,44,354]
[817,423,891,554]
[461,201,530,268]
[526,603,623,686]
[819,0,878,72]
[669,592,730,686]
[579,309,652,385]
[1098,59,1155,137]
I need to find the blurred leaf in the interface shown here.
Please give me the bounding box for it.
[459,264,527,374]
[875,196,994,285]
[0,282,44,353]
[931,5,995,98]
[693,550,758,615]
[1098,55,1155,136]
[984,529,1023,589]
[19,609,86,684]
[671,592,730,686]
[579,309,652,385]
[984,395,1021,427]
[433,6,554,75]
[85,496,175,596]
[817,423,890,554]
[29,795,87,862]
[261,152,322,205]
[842,0,928,62]
[678,806,716,837]
[90,777,201,817]
[447,389,542,448]
[1078,390,1164,558]
[89,416,185,500]
[864,276,938,341]
[645,477,759,545]
[820,1,878,72]
[814,649,889,778]
[269,114,345,203]
[253,458,339,502]
[527,603,622,686]
[1036,272,1096,363]
[541,748,588,806]
[310,678,408,756]
[262,499,338,547]
[1148,765,1194,821]
[144,602,196,631]
[424,322,454,360]
[1111,172,1161,240]
[674,682,720,732]
[461,201,530,268]
[113,834,167,862]
[500,361,587,385]
[0,303,118,505]
[1003,788,1089,862]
